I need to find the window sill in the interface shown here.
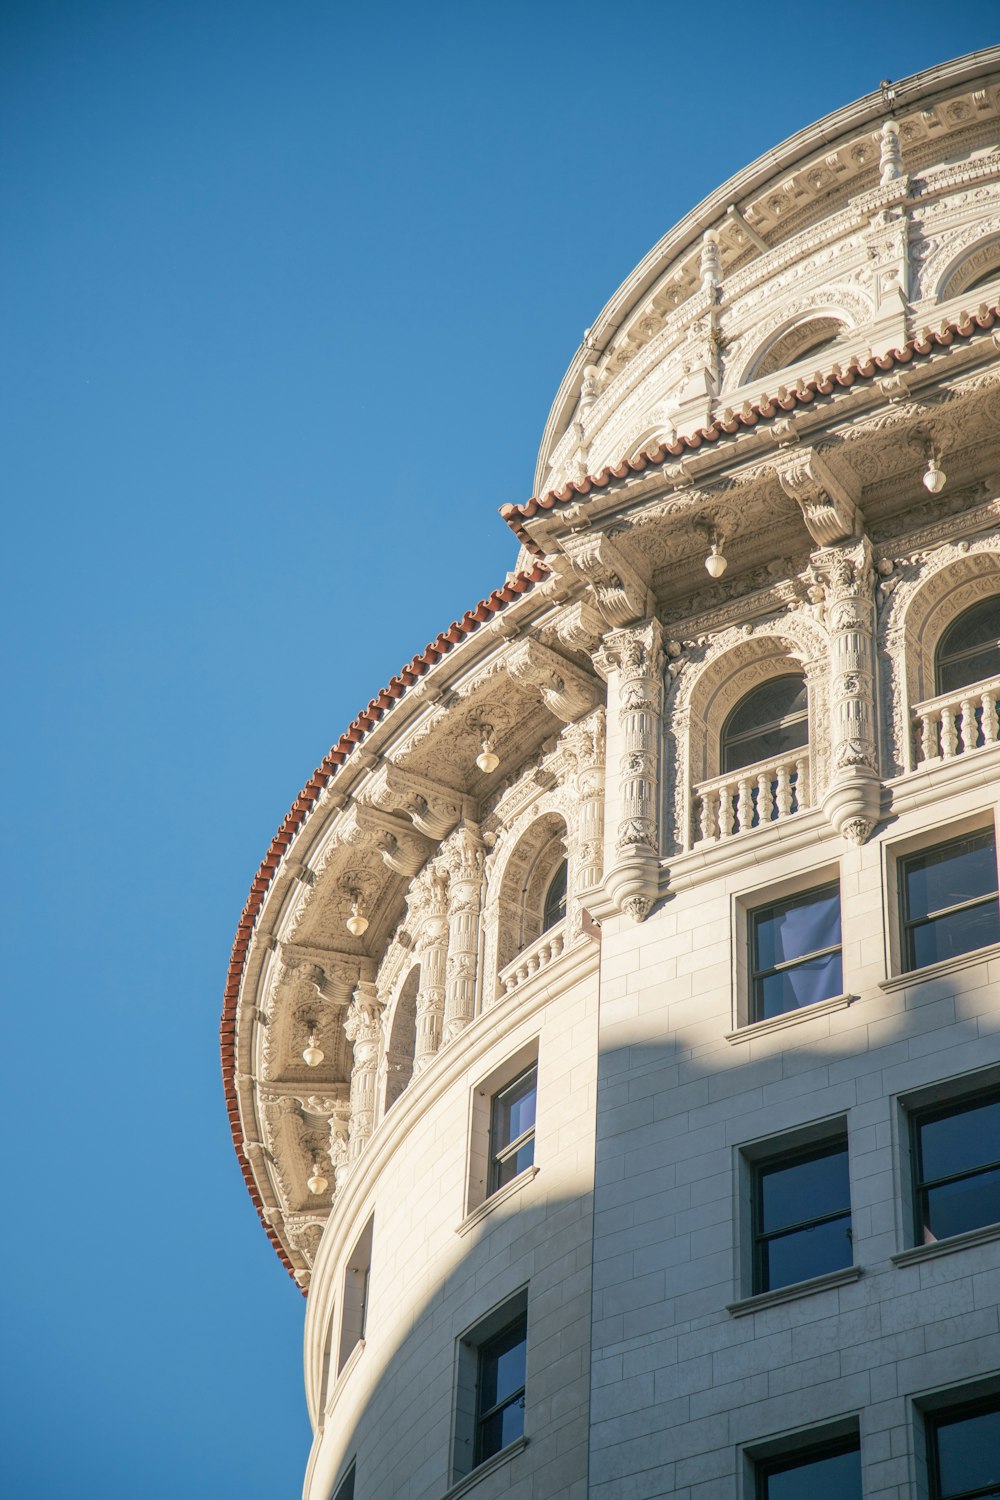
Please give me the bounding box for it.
[879,940,1000,993]
[892,1220,1000,1268]
[442,1437,528,1500]
[456,1167,539,1238]
[727,1264,862,1317]
[726,993,855,1043]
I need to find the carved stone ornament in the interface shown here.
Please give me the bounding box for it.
[776,449,863,546]
[561,532,653,629]
[505,637,601,722]
[597,619,664,921]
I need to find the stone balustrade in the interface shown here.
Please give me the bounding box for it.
[913,678,1000,765]
[694,756,809,844]
[498,924,566,998]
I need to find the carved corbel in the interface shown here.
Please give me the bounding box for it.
[556,599,606,654]
[360,763,465,842]
[354,803,433,878]
[505,638,601,722]
[560,532,653,629]
[776,449,863,547]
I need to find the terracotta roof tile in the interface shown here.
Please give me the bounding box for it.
[501,305,1000,554]
[219,561,550,1286]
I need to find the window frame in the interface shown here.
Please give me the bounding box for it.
[748,880,843,1024]
[337,1213,374,1375]
[933,594,1000,697]
[332,1462,356,1500]
[720,672,809,776]
[488,1065,537,1197]
[452,1286,529,1483]
[897,826,1000,975]
[749,1134,853,1296]
[754,1431,862,1500]
[926,1391,1000,1500]
[909,1085,1000,1248]
[473,1311,528,1467]
[465,1041,540,1221]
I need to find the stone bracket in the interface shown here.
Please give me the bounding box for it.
[560,532,653,629]
[776,448,863,546]
[505,637,602,722]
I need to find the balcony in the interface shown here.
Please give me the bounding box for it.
[498,923,566,998]
[912,678,1000,765]
[693,755,809,845]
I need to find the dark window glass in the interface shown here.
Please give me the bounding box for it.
[930,1396,1000,1499]
[900,830,1000,972]
[754,1140,852,1293]
[333,1464,356,1500]
[913,1092,1000,1244]
[722,675,808,774]
[476,1315,527,1464]
[489,1067,537,1194]
[542,860,567,933]
[757,1437,861,1500]
[750,884,842,1022]
[935,597,1000,695]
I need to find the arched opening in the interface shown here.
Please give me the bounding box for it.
[935,596,1000,696]
[752,317,848,380]
[939,240,1000,300]
[541,859,568,933]
[721,675,809,773]
[383,966,419,1115]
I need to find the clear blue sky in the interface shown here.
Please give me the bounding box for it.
[3,3,996,1495]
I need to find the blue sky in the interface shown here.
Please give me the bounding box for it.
[3,3,997,1495]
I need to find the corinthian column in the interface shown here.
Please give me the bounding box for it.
[596,620,664,922]
[442,824,484,1045]
[812,535,881,844]
[413,867,449,1075]
[343,982,385,1163]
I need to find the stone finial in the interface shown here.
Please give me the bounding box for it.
[700,231,721,294]
[879,119,902,185]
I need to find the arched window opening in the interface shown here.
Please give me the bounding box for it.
[753,318,847,380]
[542,859,568,933]
[383,966,419,1116]
[964,261,1000,293]
[721,675,808,773]
[935,596,1000,696]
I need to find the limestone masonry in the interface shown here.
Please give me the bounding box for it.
[223,50,1000,1500]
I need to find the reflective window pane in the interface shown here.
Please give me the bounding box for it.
[903,832,998,919]
[756,951,843,1020]
[495,1137,535,1189]
[934,1402,1000,1498]
[936,597,1000,695]
[755,888,841,970]
[763,1216,853,1290]
[763,1443,862,1500]
[542,860,567,932]
[923,1168,1000,1242]
[909,901,1000,970]
[920,1099,1000,1181]
[478,1398,524,1458]
[726,676,808,738]
[722,675,808,773]
[760,1149,850,1232]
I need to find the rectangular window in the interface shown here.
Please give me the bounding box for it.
[488,1066,537,1196]
[475,1313,527,1464]
[332,1463,356,1500]
[899,828,1000,972]
[749,883,842,1022]
[337,1215,374,1374]
[755,1434,862,1500]
[912,1089,1000,1245]
[753,1138,852,1293]
[928,1394,1000,1499]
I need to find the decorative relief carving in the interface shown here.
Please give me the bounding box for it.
[441,825,485,1043]
[343,983,385,1163]
[505,638,601,722]
[776,449,862,546]
[596,620,664,920]
[561,532,652,629]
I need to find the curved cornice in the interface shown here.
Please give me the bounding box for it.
[532,48,1000,495]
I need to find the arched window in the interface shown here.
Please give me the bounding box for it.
[753,317,847,379]
[935,596,1000,696]
[542,859,567,933]
[721,675,808,774]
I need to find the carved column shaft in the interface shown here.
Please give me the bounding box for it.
[567,707,607,902]
[442,826,484,1044]
[343,982,384,1163]
[813,536,881,844]
[414,876,449,1075]
[597,620,664,922]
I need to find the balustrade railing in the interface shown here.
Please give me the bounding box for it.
[693,755,809,845]
[498,924,566,998]
[912,678,1000,766]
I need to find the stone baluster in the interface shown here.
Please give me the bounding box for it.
[920,710,939,763]
[596,620,664,922]
[983,691,999,747]
[959,697,977,754]
[812,536,881,845]
[343,982,385,1164]
[940,708,958,759]
[413,867,450,1076]
[757,771,774,824]
[442,824,485,1045]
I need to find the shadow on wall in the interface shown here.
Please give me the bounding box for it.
[309,958,1000,1500]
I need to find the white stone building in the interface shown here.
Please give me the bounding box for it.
[222,50,1000,1500]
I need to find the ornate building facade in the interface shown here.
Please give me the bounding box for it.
[223,50,1000,1500]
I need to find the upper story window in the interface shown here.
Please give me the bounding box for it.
[721,675,808,774]
[541,859,567,932]
[899,828,1000,972]
[935,596,1000,696]
[489,1065,537,1195]
[927,1394,1000,1500]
